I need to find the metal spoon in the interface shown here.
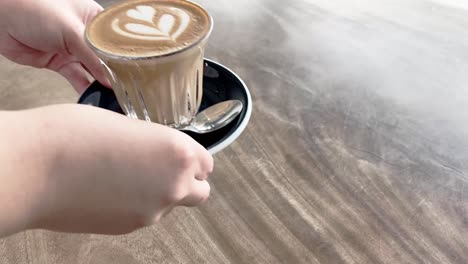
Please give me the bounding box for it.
[180,100,243,134]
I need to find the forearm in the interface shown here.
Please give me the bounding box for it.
[0,103,211,236]
[0,110,54,237]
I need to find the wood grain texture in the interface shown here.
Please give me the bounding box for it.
[1,0,468,263]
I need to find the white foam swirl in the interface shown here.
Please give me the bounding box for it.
[111,5,190,41]
[168,7,190,40]
[127,5,155,23]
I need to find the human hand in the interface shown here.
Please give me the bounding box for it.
[1,104,213,236]
[0,0,109,94]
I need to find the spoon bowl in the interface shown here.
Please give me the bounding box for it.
[180,100,243,134]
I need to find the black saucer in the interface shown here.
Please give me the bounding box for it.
[78,59,251,153]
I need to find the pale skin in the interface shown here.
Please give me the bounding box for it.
[0,0,213,238]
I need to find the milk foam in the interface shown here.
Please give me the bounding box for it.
[111,5,189,41]
[86,0,211,57]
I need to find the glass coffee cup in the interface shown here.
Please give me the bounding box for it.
[85,0,213,128]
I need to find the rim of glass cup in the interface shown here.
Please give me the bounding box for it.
[84,0,214,61]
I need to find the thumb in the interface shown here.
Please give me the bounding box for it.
[65,1,111,88]
[66,17,111,88]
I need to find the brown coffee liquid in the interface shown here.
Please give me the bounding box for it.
[86,0,211,58]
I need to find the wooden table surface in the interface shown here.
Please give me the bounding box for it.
[1,0,468,263]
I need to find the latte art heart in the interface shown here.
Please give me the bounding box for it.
[127,5,155,23]
[111,5,189,41]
